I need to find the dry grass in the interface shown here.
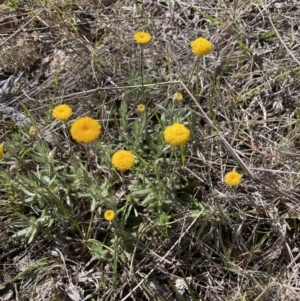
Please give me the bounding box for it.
[1,0,300,300]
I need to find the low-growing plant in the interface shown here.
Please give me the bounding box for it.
[1,1,300,300]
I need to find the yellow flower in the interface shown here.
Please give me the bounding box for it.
[173,92,183,103]
[70,117,102,143]
[190,37,212,56]
[224,170,243,187]
[29,127,37,136]
[163,123,190,146]
[0,144,4,160]
[137,104,146,113]
[134,31,151,45]
[52,104,73,120]
[112,150,135,171]
[104,210,115,221]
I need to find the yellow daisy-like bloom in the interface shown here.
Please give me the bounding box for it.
[134,31,151,45]
[173,92,183,103]
[29,127,37,136]
[104,210,115,221]
[137,104,146,113]
[52,104,73,120]
[0,144,4,160]
[224,170,243,187]
[112,150,135,171]
[70,116,102,144]
[190,37,212,56]
[163,122,190,146]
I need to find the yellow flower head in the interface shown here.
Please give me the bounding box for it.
[134,31,151,45]
[112,150,135,171]
[52,104,73,120]
[70,116,102,143]
[163,122,190,146]
[137,104,146,113]
[29,127,37,136]
[224,170,243,187]
[190,37,212,56]
[0,144,4,160]
[173,92,183,103]
[104,210,115,221]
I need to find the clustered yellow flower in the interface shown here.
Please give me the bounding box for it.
[29,127,37,137]
[70,116,102,143]
[224,170,243,187]
[137,104,146,113]
[0,144,4,160]
[52,104,73,120]
[190,37,212,56]
[134,31,152,45]
[164,122,190,146]
[173,92,183,103]
[104,210,116,221]
[112,150,135,171]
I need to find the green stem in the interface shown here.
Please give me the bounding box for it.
[140,47,145,101]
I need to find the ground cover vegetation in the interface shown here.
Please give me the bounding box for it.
[0,0,300,300]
